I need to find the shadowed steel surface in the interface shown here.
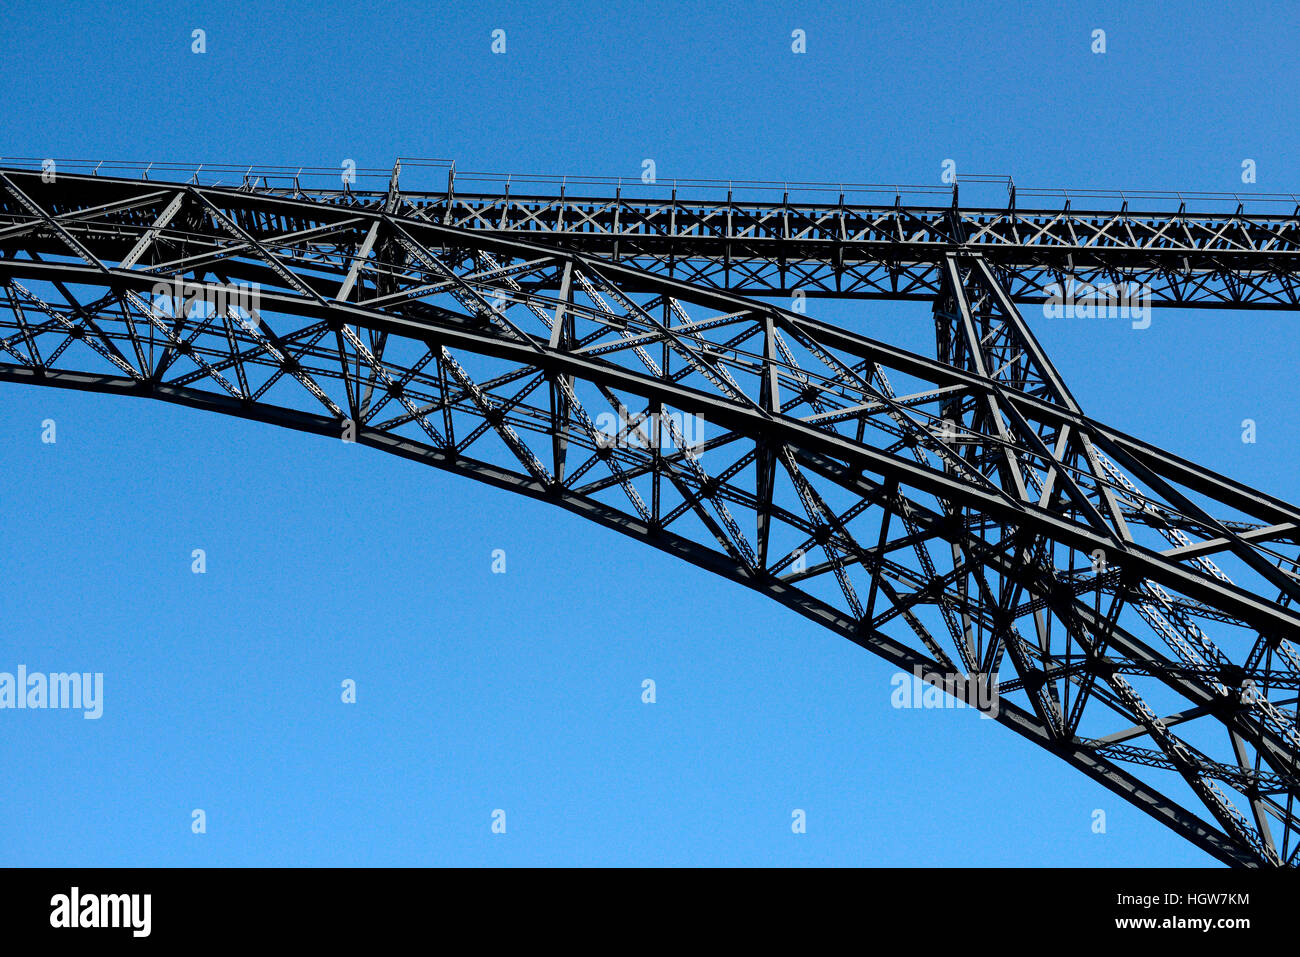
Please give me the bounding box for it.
[3,164,1300,867]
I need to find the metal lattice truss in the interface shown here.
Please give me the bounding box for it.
[427,190,1300,309]
[228,172,1300,309]
[3,168,1300,867]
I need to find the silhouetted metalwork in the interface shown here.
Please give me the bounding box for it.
[3,161,1299,867]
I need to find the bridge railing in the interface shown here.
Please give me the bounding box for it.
[0,156,427,194]
[3,155,1300,216]
[429,169,1300,217]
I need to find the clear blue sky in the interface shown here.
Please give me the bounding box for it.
[2,0,1298,866]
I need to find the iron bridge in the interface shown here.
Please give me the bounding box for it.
[3,158,1300,866]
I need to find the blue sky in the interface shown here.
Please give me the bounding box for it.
[2,0,1298,866]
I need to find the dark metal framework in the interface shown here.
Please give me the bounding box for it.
[3,164,1300,866]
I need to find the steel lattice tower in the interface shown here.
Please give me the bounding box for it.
[3,159,1300,867]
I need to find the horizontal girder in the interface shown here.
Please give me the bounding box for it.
[5,167,1300,308]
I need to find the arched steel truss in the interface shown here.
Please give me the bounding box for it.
[3,168,1300,867]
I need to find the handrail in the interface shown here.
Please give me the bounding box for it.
[1,156,1297,215]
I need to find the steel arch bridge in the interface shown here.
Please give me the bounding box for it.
[3,161,1300,867]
